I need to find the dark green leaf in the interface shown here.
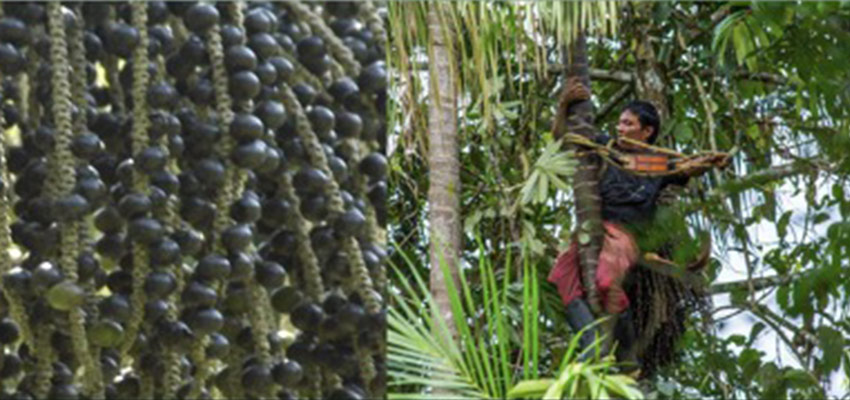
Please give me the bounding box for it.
[817,326,843,372]
[728,334,746,346]
[812,212,830,225]
[730,288,748,306]
[739,348,762,384]
[747,322,766,346]
[777,211,792,239]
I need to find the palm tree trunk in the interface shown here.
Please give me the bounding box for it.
[427,3,461,341]
[555,34,605,315]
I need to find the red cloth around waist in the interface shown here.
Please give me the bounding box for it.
[547,222,639,314]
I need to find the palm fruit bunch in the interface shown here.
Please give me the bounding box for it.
[0,2,387,399]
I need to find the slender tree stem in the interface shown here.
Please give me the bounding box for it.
[427,3,462,340]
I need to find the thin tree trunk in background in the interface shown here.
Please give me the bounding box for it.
[554,34,605,315]
[426,3,461,341]
[632,3,670,127]
[627,6,674,361]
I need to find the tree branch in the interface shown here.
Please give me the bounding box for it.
[749,301,818,348]
[552,66,635,83]
[711,71,788,85]
[589,68,634,83]
[549,66,636,83]
[744,301,814,372]
[709,160,827,198]
[683,160,830,216]
[594,84,632,123]
[709,274,796,294]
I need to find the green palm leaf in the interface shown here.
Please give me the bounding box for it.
[520,139,578,206]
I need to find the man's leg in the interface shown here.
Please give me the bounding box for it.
[614,308,640,373]
[565,298,606,361]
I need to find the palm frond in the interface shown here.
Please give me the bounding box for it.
[388,1,624,143]
[388,238,536,398]
[519,139,579,206]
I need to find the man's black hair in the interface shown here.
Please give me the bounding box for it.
[622,100,660,144]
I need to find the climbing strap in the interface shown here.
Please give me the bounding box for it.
[563,133,732,177]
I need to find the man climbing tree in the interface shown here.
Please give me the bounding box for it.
[550,74,731,376]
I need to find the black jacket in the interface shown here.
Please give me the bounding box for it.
[593,135,689,225]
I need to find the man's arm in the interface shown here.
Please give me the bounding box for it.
[612,152,729,188]
[673,153,732,177]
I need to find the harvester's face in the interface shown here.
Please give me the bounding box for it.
[617,110,654,143]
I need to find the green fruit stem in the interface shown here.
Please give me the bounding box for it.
[354,340,377,387]
[225,3,253,115]
[280,52,326,89]
[162,350,182,399]
[207,20,245,247]
[160,148,185,399]
[279,85,381,314]
[48,4,101,397]
[285,2,361,77]
[323,369,343,393]
[203,15,258,398]
[70,9,104,394]
[73,307,105,398]
[345,138,386,292]
[161,204,185,399]
[68,22,93,250]
[187,336,212,399]
[248,284,273,359]
[169,13,189,51]
[359,1,387,44]
[248,288,276,399]
[122,1,153,358]
[16,68,28,124]
[278,174,324,300]
[0,73,34,350]
[140,372,155,400]
[207,21,235,161]
[69,5,89,140]
[33,327,55,400]
[228,1,245,27]
[47,0,79,286]
[129,3,152,193]
[280,77,381,394]
[345,238,381,314]
[278,84,344,214]
[305,366,323,400]
[224,346,246,399]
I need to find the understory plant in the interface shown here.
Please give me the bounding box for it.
[387,239,644,399]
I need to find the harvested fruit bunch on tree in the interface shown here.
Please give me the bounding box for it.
[0,2,387,399]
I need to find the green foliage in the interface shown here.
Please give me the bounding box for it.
[519,140,579,206]
[388,239,533,399]
[388,240,643,399]
[389,1,850,398]
[509,363,643,400]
